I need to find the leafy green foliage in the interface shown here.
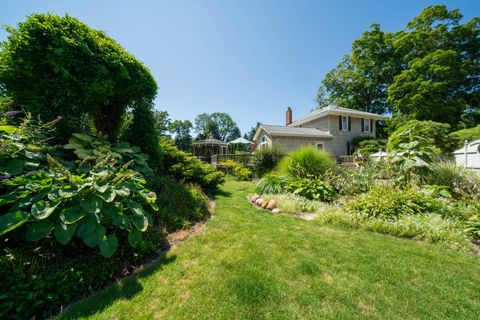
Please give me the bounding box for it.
[160,138,224,190]
[278,145,334,179]
[465,215,480,239]
[319,5,480,128]
[122,100,163,169]
[426,162,480,199]
[0,114,63,177]
[447,125,480,151]
[0,229,165,319]
[0,13,157,140]
[0,122,157,257]
[194,112,241,142]
[169,119,193,152]
[64,133,153,176]
[387,138,434,188]
[323,165,377,195]
[255,173,291,194]
[285,179,337,202]
[151,176,209,231]
[345,186,450,219]
[387,120,451,154]
[252,146,285,176]
[218,159,252,181]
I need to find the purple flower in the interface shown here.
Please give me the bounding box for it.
[0,174,11,180]
[52,115,62,123]
[6,110,22,116]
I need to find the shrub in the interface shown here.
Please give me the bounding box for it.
[0,228,165,319]
[255,173,291,194]
[286,179,337,202]
[252,146,285,176]
[315,208,472,251]
[387,120,451,154]
[232,165,253,181]
[0,13,157,141]
[344,186,450,219]
[350,137,385,156]
[160,138,224,190]
[0,121,157,258]
[447,124,480,151]
[323,165,376,195]
[278,145,334,179]
[151,177,209,231]
[465,215,480,239]
[426,162,480,199]
[218,159,252,181]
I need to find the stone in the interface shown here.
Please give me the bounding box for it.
[261,200,269,209]
[251,195,260,203]
[266,199,277,210]
[272,208,281,214]
[255,198,264,206]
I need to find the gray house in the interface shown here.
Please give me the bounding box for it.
[253,106,384,157]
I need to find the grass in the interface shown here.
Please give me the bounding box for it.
[60,180,480,319]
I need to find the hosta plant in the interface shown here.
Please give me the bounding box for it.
[286,179,337,202]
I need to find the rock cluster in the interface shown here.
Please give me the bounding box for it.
[248,194,281,213]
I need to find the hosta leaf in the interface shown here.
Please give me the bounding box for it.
[60,206,87,224]
[72,133,94,143]
[76,214,99,238]
[127,200,147,216]
[54,223,77,244]
[31,200,59,219]
[128,230,143,248]
[99,235,118,258]
[132,215,148,231]
[80,196,103,213]
[74,148,95,159]
[25,220,54,241]
[64,143,83,150]
[0,159,24,175]
[82,225,106,247]
[115,188,130,196]
[97,188,116,203]
[0,211,29,236]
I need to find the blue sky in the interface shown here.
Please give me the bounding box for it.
[1,0,478,135]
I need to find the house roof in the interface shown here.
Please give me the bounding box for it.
[253,124,333,141]
[229,137,253,145]
[288,105,384,127]
[192,137,229,146]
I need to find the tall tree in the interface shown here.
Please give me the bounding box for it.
[194,112,240,141]
[169,120,193,151]
[245,122,261,141]
[0,13,157,141]
[319,5,480,128]
[153,110,171,137]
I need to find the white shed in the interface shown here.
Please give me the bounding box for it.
[453,140,480,173]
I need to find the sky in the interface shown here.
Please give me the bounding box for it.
[0,0,479,135]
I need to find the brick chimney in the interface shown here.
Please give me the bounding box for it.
[286,107,292,126]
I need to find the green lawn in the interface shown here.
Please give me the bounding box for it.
[60,180,480,319]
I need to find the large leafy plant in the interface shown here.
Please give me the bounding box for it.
[0,118,157,257]
[286,179,337,202]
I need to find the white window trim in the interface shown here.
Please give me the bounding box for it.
[341,116,349,131]
[259,136,269,148]
[363,118,370,132]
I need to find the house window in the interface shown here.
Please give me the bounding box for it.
[316,142,324,150]
[363,118,370,132]
[259,136,269,148]
[340,116,349,131]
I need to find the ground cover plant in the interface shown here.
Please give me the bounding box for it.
[59,180,480,319]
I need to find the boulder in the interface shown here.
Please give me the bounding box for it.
[255,198,264,206]
[266,199,277,210]
[261,200,269,209]
[251,195,261,203]
[272,208,281,214]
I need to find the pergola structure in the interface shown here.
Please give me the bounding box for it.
[228,137,253,153]
[192,137,229,163]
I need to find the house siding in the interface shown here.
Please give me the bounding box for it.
[294,115,376,156]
